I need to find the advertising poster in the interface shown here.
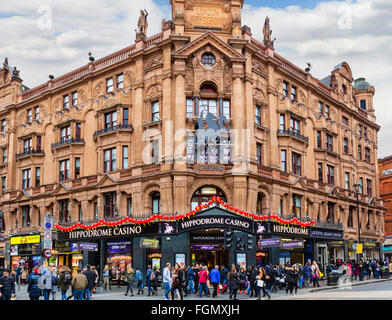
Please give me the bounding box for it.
[175,253,186,268]
[236,253,246,270]
[152,258,161,270]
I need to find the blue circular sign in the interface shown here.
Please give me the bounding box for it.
[45,222,52,229]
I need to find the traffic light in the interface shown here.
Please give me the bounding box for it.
[247,234,253,250]
[236,236,245,251]
[224,231,233,249]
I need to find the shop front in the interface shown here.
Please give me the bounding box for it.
[383,237,392,260]
[9,233,41,275]
[51,241,82,273]
[362,240,381,260]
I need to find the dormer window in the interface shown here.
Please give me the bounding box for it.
[360,100,367,110]
[201,53,216,67]
[342,84,347,94]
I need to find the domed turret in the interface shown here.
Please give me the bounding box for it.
[353,77,371,91]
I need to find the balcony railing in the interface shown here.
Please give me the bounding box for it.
[51,138,85,150]
[277,129,309,143]
[93,124,134,139]
[16,149,45,159]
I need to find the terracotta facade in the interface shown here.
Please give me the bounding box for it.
[0,0,386,267]
[378,156,392,236]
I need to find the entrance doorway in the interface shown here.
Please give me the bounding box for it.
[189,229,229,270]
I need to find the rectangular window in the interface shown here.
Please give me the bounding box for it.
[36,136,42,151]
[78,204,83,222]
[152,101,160,122]
[290,117,300,134]
[60,126,71,142]
[255,105,261,126]
[345,172,350,190]
[325,105,330,119]
[359,177,364,194]
[59,159,70,181]
[343,138,348,153]
[72,91,78,106]
[348,207,354,228]
[2,148,6,164]
[152,140,159,164]
[94,202,98,220]
[292,195,301,218]
[327,202,335,223]
[358,145,362,160]
[318,101,323,114]
[22,206,31,227]
[2,177,6,194]
[342,116,349,126]
[317,131,322,148]
[22,169,31,189]
[27,109,32,122]
[327,165,334,185]
[318,163,323,183]
[123,108,129,126]
[76,123,82,140]
[59,200,70,223]
[116,73,124,89]
[34,106,39,120]
[360,100,366,110]
[359,125,363,136]
[365,147,370,163]
[364,127,367,139]
[1,119,6,132]
[283,81,289,97]
[35,167,41,187]
[127,198,132,217]
[106,78,114,93]
[186,99,194,118]
[326,134,333,152]
[281,150,287,172]
[279,114,285,131]
[122,146,129,169]
[104,193,117,218]
[104,148,116,172]
[199,99,218,118]
[24,138,32,153]
[256,143,262,165]
[105,111,117,129]
[223,100,230,118]
[75,158,80,178]
[278,199,283,217]
[292,152,301,176]
[291,86,297,101]
[63,95,69,109]
[366,179,372,196]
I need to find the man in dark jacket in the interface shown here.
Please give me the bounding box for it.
[194,264,200,293]
[0,269,16,300]
[58,266,72,300]
[27,268,42,300]
[248,266,257,297]
[82,265,96,300]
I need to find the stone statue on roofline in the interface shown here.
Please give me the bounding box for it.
[263,16,275,50]
[137,9,149,39]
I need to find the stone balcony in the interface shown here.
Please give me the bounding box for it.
[51,138,85,150]
[15,149,45,160]
[93,123,134,139]
[277,129,309,143]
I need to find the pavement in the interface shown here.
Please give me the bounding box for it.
[11,276,392,300]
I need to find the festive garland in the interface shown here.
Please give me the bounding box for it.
[55,196,317,232]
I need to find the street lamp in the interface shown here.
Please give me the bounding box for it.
[353,182,362,262]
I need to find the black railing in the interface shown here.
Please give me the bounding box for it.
[51,138,85,149]
[16,149,44,159]
[277,129,309,143]
[93,123,134,138]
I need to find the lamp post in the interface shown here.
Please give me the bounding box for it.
[353,183,361,263]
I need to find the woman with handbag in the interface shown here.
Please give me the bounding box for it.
[256,267,270,300]
[311,261,320,288]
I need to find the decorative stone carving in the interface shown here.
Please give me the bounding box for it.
[78,89,88,104]
[146,84,162,100]
[137,10,149,37]
[94,81,104,97]
[124,71,135,87]
[253,88,266,103]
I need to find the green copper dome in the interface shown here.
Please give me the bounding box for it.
[353,78,371,91]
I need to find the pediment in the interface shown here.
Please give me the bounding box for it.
[96,173,119,187]
[52,182,71,195]
[291,177,308,190]
[16,190,31,201]
[172,32,245,61]
[327,186,340,198]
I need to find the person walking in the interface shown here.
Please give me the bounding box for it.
[163,263,172,300]
[51,267,59,300]
[91,266,99,296]
[82,265,96,300]
[187,265,195,295]
[231,270,241,300]
[256,267,270,300]
[103,265,111,291]
[135,268,144,295]
[71,268,88,300]
[285,265,295,295]
[58,265,72,300]
[39,268,53,300]
[238,268,247,294]
[170,264,184,300]
[209,265,221,298]
[220,265,228,293]
[194,264,200,293]
[146,265,153,296]
[311,261,320,288]
[248,265,257,297]
[303,262,312,288]
[124,264,134,297]
[27,268,42,300]
[198,266,210,297]
[151,266,160,296]
[0,269,16,300]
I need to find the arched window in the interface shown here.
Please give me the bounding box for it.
[256,193,264,214]
[152,192,161,214]
[191,186,226,211]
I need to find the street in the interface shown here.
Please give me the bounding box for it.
[11,279,392,300]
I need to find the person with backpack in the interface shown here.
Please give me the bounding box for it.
[39,268,53,300]
[58,265,72,300]
[51,267,59,300]
[27,268,42,300]
[124,264,134,297]
[146,265,153,296]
